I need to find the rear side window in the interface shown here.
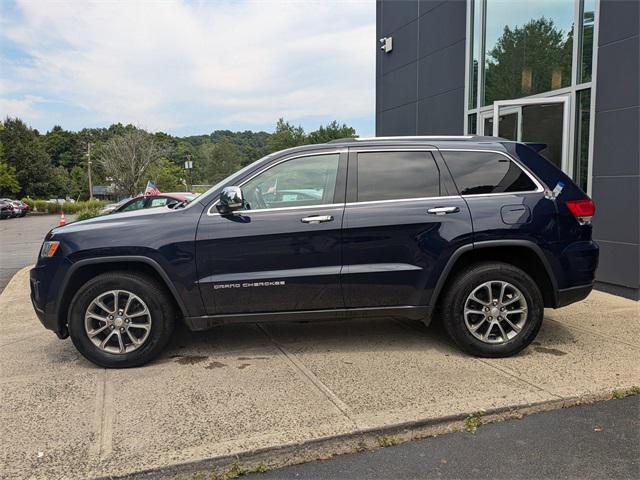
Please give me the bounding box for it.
[357,151,440,202]
[443,151,537,195]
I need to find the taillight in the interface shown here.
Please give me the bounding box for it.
[566,199,595,225]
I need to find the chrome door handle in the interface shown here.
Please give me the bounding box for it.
[301,215,334,224]
[427,206,460,215]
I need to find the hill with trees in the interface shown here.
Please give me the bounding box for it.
[0,118,356,199]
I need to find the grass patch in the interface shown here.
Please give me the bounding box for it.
[465,412,483,433]
[376,434,400,448]
[612,386,640,399]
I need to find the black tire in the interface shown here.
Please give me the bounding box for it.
[68,271,175,368]
[440,262,543,358]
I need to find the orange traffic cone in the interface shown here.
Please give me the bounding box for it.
[59,211,66,226]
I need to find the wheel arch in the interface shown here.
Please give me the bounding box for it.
[57,256,188,336]
[431,241,558,311]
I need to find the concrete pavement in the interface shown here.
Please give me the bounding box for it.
[0,266,638,479]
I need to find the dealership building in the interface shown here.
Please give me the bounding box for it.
[376,0,639,299]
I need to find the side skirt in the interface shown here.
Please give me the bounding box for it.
[184,306,431,331]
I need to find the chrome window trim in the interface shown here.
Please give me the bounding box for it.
[438,148,545,195]
[345,195,462,207]
[206,150,345,216]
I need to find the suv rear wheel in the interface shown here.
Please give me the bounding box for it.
[440,262,543,357]
[68,271,175,368]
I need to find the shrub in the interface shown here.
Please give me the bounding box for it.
[76,207,102,221]
[21,199,107,214]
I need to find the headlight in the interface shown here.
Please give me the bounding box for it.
[40,241,60,258]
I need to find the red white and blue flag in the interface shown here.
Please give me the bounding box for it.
[144,180,160,196]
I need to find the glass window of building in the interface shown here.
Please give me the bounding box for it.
[573,89,591,192]
[579,0,596,83]
[483,0,574,105]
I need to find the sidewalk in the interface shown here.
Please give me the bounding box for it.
[1,266,638,479]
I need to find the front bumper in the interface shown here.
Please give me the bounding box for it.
[30,259,71,339]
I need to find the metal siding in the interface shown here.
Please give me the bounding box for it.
[376,0,466,136]
[592,0,640,295]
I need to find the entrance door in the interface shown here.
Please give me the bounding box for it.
[480,96,571,174]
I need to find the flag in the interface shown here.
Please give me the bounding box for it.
[144,180,160,196]
[266,178,278,194]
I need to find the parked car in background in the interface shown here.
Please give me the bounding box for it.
[109,192,197,214]
[100,197,132,215]
[0,198,28,217]
[8,199,29,217]
[0,199,13,219]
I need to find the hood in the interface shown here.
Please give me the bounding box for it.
[49,204,193,236]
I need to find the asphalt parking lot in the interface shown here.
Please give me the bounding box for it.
[0,214,71,293]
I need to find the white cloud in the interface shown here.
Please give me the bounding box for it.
[0,0,375,134]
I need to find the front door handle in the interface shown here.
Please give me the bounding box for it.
[427,206,460,215]
[301,215,334,224]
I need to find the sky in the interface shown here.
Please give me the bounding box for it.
[0,0,376,137]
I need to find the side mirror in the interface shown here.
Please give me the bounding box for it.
[218,186,244,213]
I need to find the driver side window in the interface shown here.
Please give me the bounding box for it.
[242,154,339,210]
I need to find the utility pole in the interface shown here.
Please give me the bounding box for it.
[184,154,193,192]
[87,143,93,200]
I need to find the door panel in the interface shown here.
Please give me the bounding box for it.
[341,149,473,309]
[341,197,472,308]
[196,206,344,314]
[195,151,346,315]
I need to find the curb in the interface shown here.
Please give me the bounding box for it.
[106,389,629,480]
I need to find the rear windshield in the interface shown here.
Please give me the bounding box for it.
[443,151,537,195]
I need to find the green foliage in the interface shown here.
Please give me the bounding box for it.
[0,118,60,197]
[485,17,573,104]
[376,434,400,447]
[195,139,241,185]
[307,120,356,144]
[266,118,307,152]
[149,158,185,192]
[99,129,165,196]
[76,207,102,221]
[465,412,483,433]
[0,117,358,198]
[0,161,20,196]
[22,198,106,214]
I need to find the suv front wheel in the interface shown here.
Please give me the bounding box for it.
[68,271,175,368]
[440,262,543,357]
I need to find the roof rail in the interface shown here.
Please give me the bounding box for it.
[327,135,477,143]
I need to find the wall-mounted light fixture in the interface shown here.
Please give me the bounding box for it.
[379,36,393,53]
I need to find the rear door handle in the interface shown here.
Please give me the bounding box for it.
[301,215,334,224]
[427,206,460,215]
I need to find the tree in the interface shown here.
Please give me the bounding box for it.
[307,121,356,144]
[266,118,307,152]
[0,162,20,196]
[148,158,185,192]
[0,118,59,197]
[484,17,573,104]
[196,139,241,185]
[99,129,164,196]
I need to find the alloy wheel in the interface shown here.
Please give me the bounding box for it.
[84,290,152,354]
[463,280,528,344]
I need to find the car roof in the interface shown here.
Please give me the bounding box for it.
[266,136,510,158]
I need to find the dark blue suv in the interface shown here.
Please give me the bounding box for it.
[30,137,598,367]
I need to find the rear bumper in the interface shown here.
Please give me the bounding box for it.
[556,283,593,308]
